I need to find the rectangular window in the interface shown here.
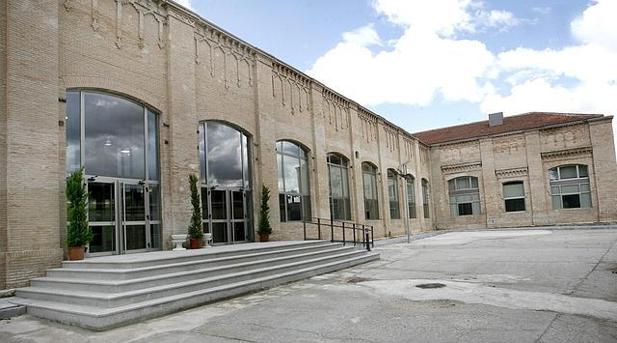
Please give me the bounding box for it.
[505,198,526,212]
[549,165,591,210]
[503,182,525,212]
[562,194,581,208]
[458,203,473,215]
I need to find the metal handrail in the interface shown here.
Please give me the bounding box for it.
[302,216,374,251]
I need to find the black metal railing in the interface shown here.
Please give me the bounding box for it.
[302,217,374,251]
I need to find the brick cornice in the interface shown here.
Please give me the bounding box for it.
[441,161,482,174]
[495,167,528,178]
[541,147,593,161]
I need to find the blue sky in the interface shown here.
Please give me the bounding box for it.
[180,0,616,148]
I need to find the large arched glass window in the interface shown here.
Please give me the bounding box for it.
[65,90,161,254]
[387,169,400,219]
[362,162,379,220]
[277,141,311,221]
[406,175,416,218]
[549,164,591,209]
[422,178,430,218]
[198,121,251,244]
[448,176,480,216]
[327,153,351,220]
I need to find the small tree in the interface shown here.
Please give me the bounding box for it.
[66,168,92,247]
[257,185,272,237]
[188,174,203,240]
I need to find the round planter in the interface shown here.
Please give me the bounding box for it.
[68,246,85,260]
[189,238,203,249]
[259,234,269,242]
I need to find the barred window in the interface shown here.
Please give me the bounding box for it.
[549,165,591,209]
[448,176,480,216]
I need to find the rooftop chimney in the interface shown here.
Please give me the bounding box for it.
[489,112,503,127]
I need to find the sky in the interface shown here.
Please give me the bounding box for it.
[176,0,617,152]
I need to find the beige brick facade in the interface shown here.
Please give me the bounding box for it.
[0,1,615,289]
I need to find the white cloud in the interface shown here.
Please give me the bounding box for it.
[308,0,499,107]
[481,0,617,144]
[308,0,617,147]
[341,24,382,47]
[477,10,520,31]
[571,0,617,51]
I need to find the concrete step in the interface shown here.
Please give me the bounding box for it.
[0,299,26,319]
[11,252,379,331]
[17,250,366,308]
[61,240,332,270]
[30,246,357,293]
[45,242,343,281]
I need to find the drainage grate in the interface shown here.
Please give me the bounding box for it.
[415,283,446,289]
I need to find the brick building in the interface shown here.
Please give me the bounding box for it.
[1,0,616,289]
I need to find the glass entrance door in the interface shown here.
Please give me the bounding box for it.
[88,181,117,254]
[87,178,154,255]
[121,182,148,252]
[205,189,249,244]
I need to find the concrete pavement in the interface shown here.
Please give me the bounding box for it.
[1,227,616,342]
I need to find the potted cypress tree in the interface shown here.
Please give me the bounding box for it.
[257,185,272,242]
[66,168,92,260]
[188,174,204,249]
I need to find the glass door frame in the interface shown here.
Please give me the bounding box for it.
[86,176,158,256]
[202,187,250,245]
[86,177,118,257]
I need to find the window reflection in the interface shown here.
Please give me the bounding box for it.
[277,141,311,222]
[327,153,351,221]
[65,91,81,173]
[362,162,379,220]
[205,122,245,188]
[84,92,145,179]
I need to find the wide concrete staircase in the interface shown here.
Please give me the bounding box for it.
[11,241,378,330]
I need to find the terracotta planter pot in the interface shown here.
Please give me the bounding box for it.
[259,234,269,242]
[189,238,203,249]
[68,246,85,261]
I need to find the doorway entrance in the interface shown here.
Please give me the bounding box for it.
[199,121,252,244]
[203,189,249,244]
[65,90,161,256]
[87,178,161,255]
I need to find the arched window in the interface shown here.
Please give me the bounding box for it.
[406,175,416,218]
[503,181,525,212]
[65,90,161,253]
[549,164,591,209]
[327,153,351,220]
[362,162,379,220]
[422,178,430,218]
[387,169,400,219]
[198,121,251,244]
[276,141,311,221]
[448,176,480,216]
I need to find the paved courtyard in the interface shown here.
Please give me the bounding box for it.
[1,227,616,342]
